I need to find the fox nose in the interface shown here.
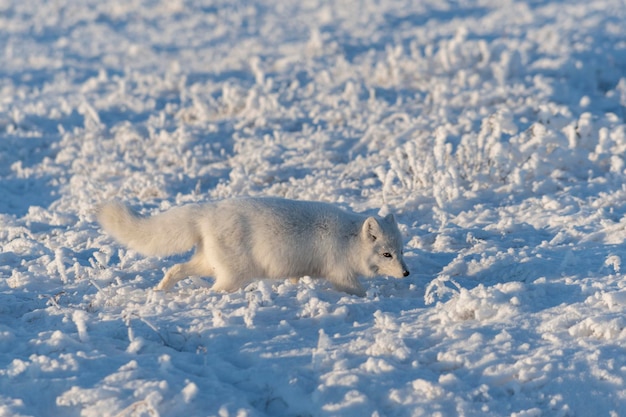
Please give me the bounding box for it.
[403,269,410,277]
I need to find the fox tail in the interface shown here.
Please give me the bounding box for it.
[97,201,200,257]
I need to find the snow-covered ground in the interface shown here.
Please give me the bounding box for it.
[1,0,626,415]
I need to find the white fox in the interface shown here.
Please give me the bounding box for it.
[97,197,410,296]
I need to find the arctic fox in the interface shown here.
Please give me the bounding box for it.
[97,197,410,296]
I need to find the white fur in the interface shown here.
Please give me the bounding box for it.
[97,197,410,296]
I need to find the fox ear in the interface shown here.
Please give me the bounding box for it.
[384,213,395,224]
[363,217,382,241]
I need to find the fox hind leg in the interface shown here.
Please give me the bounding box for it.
[155,253,213,291]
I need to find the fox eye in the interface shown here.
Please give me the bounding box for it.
[382,252,392,258]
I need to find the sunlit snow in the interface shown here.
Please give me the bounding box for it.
[1,0,626,416]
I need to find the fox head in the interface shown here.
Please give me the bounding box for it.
[360,214,410,279]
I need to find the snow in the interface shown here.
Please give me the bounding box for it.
[1,0,626,415]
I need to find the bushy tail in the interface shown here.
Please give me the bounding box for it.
[97,201,200,257]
